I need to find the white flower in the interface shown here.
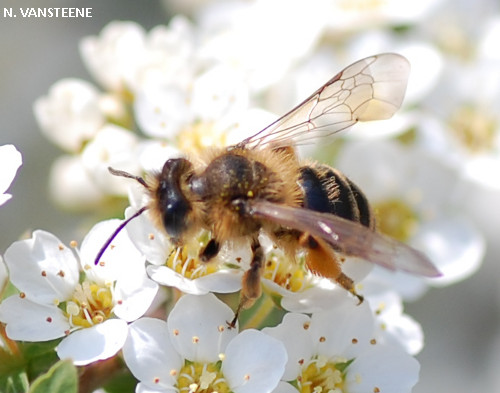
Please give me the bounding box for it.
[80,21,147,92]
[199,0,328,91]
[0,220,158,365]
[263,295,420,393]
[48,155,106,210]
[123,293,287,393]
[257,233,372,314]
[80,17,196,95]
[0,144,22,206]
[123,202,243,296]
[33,79,106,152]
[335,139,485,299]
[133,16,196,92]
[80,124,142,196]
[360,278,424,355]
[134,64,252,149]
[324,0,443,32]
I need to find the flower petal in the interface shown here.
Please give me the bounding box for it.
[167,293,237,362]
[263,313,313,381]
[113,264,158,322]
[4,230,79,304]
[56,319,128,366]
[125,205,171,266]
[0,296,69,341]
[147,265,242,294]
[311,295,375,358]
[223,329,287,393]
[414,216,485,286]
[33,79,104,152]
[346,344,420,393]
[123,318,182,391]
[0,144,22,205]
[81,219,145,285]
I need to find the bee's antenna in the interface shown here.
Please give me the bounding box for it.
[108,167,149,189]
[94,206,149,265]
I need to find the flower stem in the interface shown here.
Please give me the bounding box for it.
[240,293,277,329]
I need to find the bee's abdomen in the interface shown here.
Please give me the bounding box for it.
[298,165,375,230]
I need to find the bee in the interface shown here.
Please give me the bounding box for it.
[96,53,441,326]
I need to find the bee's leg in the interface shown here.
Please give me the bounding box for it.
[299,233,363,304]
[228,238,264,328]
[199,238,220,262]
[335,271,364,305]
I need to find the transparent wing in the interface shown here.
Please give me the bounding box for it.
[250,200,441,277]
[236,53,410,150]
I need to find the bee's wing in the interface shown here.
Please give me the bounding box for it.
[236,53,410,150]
[250,200,441,277]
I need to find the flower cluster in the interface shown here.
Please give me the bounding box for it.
[1,0,497,392]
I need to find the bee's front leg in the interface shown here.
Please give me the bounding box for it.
[228,238,264,328]
[199,238,220,262]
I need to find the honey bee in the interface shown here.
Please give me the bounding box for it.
[96,53,441,326]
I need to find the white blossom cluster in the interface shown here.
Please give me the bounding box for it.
[2,0,498,391]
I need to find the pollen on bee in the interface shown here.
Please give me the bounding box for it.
[247,190,254,197]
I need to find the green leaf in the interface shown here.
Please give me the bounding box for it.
[0,370,29,393]
[102,368,137,393]
[28,360,77,393]
[19,340,60,382]
[0,345,28,393]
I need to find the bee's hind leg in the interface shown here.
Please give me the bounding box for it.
[335,271,364,305]
[300,232,364,305]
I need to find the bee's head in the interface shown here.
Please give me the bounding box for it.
[153,158,193,240]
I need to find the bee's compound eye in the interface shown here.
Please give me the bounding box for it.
[163,198,190,238]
